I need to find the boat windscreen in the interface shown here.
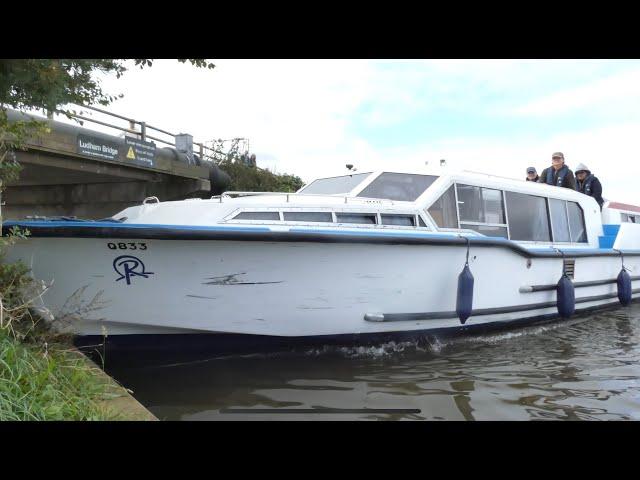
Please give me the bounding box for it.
[300,173,372,195]
[356,173,439,201]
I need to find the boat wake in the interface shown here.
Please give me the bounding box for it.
[130,315,601,370]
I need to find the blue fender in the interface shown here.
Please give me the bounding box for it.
[556,274,575,318]
[456,264,474,324]
[617,269,632,306]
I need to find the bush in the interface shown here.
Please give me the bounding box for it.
[0,227,41,341]
[219,159,304,193]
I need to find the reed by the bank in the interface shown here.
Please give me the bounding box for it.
[0,228,152,420]
[0,330,127,420]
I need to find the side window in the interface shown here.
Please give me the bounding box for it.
[456,184,505,224]
[465,224,508,238]
[335,213,377,225]
[456,184,507,238]
[380,214,415,226]
[233,211,280,220]
[481,188,506,224]
[505,191,551,242]
[427,185,458,228]
[418,216,428,228]
[567,202,588,243]
[283,212,333,222]
[549,199,570,242]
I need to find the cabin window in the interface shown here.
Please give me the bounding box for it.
[357,173,439,202]
[380,214,416,226]
[460,224,508,238]
[233,211,280,221]
[455,184,508,238]
[549,199,571,242]
[456,184,506,224]
[418,216,428,228]
[505,192,551,242]
[427,185,458,228]
[300,173,371,195]
[622,213,639,223]
[567,202,588,243]
[283,212,333,222]
[335,213,377,224]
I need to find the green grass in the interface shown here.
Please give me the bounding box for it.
[0,331,126,420]
[1,234,152,420]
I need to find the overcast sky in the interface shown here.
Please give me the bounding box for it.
[57,59,640,204]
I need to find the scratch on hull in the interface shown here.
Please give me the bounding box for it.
[203,272,283,286]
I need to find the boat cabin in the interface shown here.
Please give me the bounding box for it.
[116,169,639,250]
[294,169,602,248]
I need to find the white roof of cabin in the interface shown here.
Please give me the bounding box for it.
[113,168,603,230]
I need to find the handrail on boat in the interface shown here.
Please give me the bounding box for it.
[211,191,397,205]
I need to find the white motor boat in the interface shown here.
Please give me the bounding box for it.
[3,169,640,357]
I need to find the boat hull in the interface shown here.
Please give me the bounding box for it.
[6,232,640,341]
[74,300,636,367]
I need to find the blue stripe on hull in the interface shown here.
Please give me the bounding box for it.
[5,220,640,258]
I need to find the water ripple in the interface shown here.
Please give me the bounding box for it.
[106,304,640,420]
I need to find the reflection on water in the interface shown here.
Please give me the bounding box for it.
[106,304,640,421]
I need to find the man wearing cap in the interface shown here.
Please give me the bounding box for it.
[525,167,539,182]
[538,152,576,190]
[574,163,604,209]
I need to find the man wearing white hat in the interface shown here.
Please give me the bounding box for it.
[574,163,604,209]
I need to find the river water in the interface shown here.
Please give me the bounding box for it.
[105,304,640,421]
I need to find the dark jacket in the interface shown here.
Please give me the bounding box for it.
[526,175,539,182]
[538,165,576,190]
[576,173,604,209]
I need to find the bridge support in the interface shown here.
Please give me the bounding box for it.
[3,178,210,219]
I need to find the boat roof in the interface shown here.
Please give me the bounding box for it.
[299,168,603,207]
[605,201,640,214]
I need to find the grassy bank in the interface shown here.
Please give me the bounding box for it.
[0,228,128,420]
[0,330,130,420]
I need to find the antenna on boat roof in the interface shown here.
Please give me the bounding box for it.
[346,164,357,173]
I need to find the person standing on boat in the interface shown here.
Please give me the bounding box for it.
[538,152,576,189]
[525,167,539,182]
[574,163,604,209]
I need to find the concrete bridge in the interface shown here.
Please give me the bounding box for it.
[2,107,230,220]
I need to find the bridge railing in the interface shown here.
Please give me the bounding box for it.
[48,104,225,162]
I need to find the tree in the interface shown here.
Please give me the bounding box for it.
[218,158,304,193]
[0,59,214,114]
[0,59,215,209]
